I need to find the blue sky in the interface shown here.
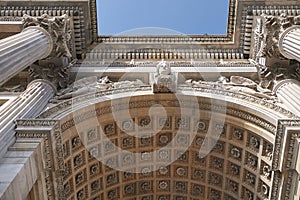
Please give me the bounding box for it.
[97,0,229,35]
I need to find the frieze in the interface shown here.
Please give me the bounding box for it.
[78,59,254,68]
[0,16,22,21]
[44,171,55,200]
[16,119,58,127]
[53,128,65,199]
[179,85,296,119]
[39,82,296,120]
[15,132,48,138]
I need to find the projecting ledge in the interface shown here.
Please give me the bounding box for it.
[70,66,258,73]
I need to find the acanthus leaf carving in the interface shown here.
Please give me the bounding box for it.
[28,58,77,90]
[23,14,72,58]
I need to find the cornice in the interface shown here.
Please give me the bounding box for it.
[85,47,245,61]
[75,60,255,68]
[97,0,237,44]
[96,1,300,60]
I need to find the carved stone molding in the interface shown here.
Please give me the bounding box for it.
[15,119,65,200]
[271,120,300,200]
[78,59,254,68]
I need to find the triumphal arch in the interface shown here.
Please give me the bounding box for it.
[1,0,300,199]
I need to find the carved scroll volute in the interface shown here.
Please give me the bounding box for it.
[23,14,72,58]
[258,13,300,59]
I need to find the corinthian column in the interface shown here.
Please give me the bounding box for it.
[0,79,56,158]
[278,25,300,62]
[0,14,71,87]
[273,79,300,116]
[0,26,53,86]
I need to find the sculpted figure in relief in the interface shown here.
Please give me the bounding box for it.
[218,76,274,99]
[52,76,145,101]
[153,59,176,93]
[186,75,275,100]
[156,59,171,75]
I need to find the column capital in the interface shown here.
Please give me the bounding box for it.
[27,79,57,94]
[273,79,300,93]
[22,14,72,58]
[278,25,300,60]
[259,13,300,59]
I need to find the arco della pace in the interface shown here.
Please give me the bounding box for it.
[1,0,300,200]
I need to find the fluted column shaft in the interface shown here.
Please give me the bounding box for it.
[279,25,300,62]
[0,79,55,158]
[0,26,53,86]
[273,79,300,116]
